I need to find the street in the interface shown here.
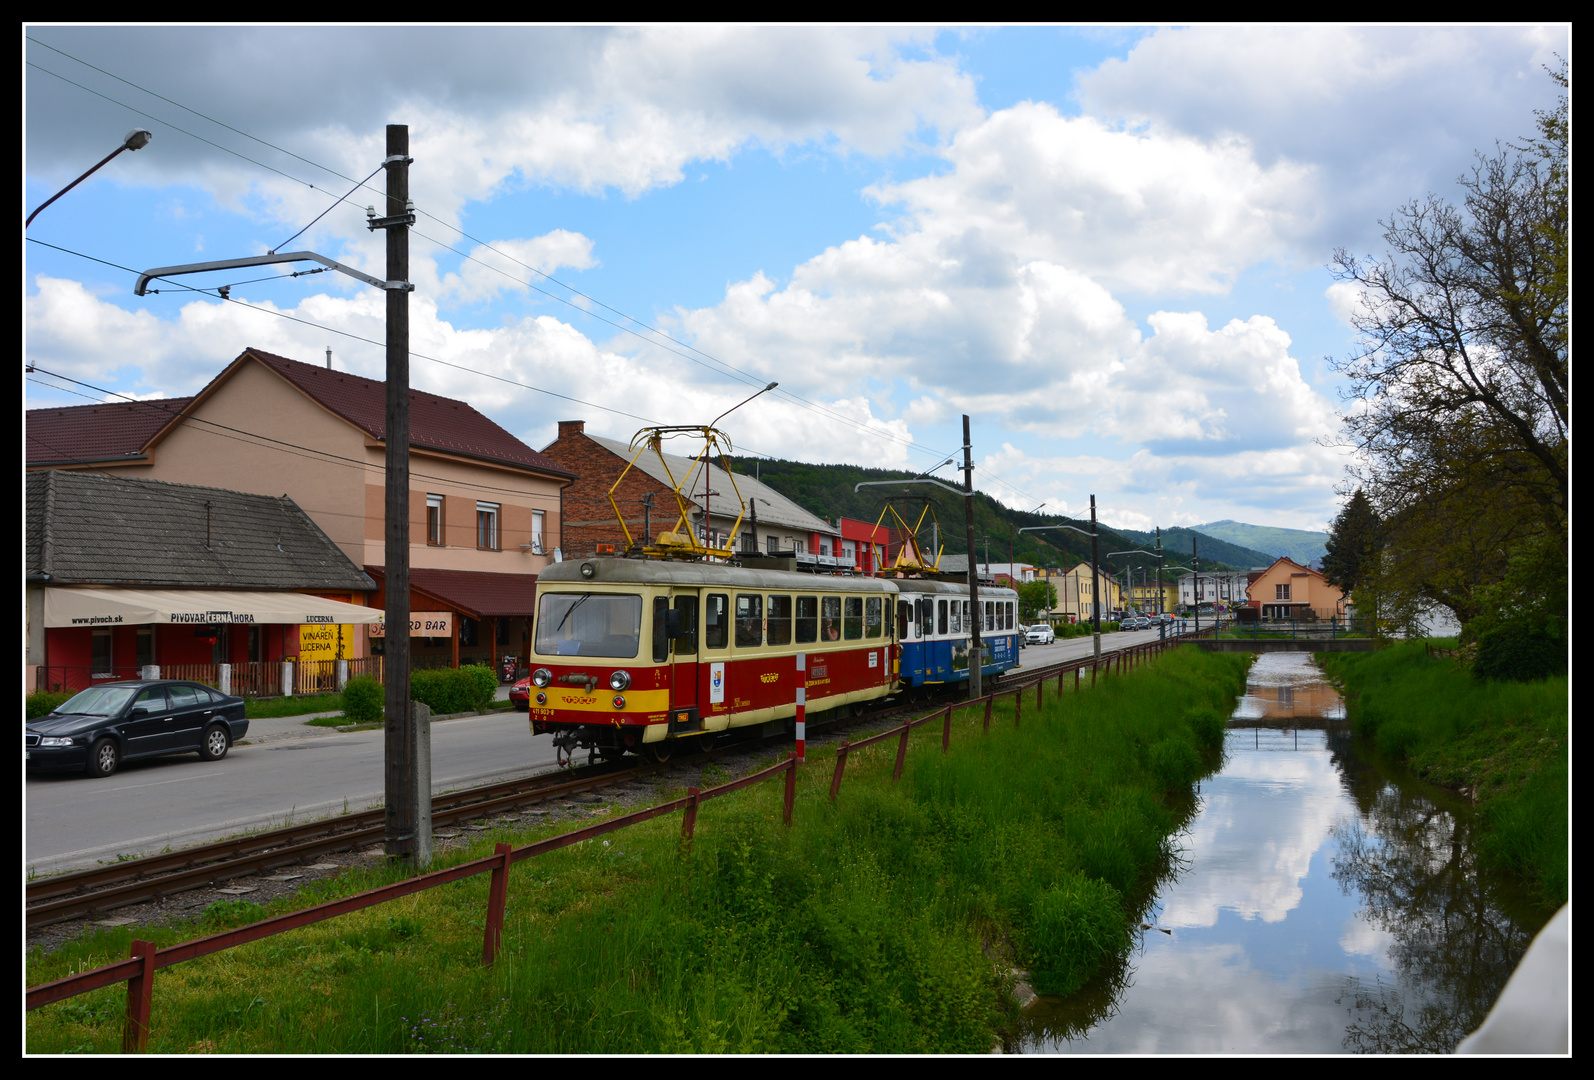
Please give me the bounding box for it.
[24,628,1178,876]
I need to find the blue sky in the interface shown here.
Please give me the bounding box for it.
[23,25,1567,532]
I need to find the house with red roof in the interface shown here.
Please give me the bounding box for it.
[26,348,574,678]
[1246,557,1347,620]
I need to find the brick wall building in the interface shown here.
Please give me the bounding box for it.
[541,420,839,558]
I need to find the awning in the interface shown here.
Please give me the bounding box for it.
[43,587,383,628]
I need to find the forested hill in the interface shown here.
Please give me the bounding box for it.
[1195,520,1329,566]
[727,457,1255,571]
[1115,526,1276,570]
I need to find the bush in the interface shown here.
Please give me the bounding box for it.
[27,690,73,720]
[410,665,497,715]
[1026,871,1129,998]
[1473,625,1566,682]
[340,676,383,722]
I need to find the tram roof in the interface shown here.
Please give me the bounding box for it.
[894,577,1017,598]
[538,557,897,592]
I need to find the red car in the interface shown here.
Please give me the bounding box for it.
[509,675,531,711]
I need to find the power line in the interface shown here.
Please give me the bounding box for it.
[27,37,958,466]
[26,41,1053,504]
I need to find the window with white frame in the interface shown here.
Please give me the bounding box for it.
[427,494,444,546]
[477,501,500,550]
[1275,584,1291,601]
[532,510,545,554]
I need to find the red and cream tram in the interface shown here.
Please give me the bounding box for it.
[526,558,899,763]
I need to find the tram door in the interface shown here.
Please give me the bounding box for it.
[668,590,701,731]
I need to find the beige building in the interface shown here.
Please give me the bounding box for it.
[26,347,574,671]
[1246,557,1346,620]
[1050,562,1124,622]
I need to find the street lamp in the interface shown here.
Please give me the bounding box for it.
[26,129,152,229]
[1019,500,1103,663]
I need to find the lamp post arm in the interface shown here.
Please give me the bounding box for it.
[855,477,968,498]
[135,251,400,296]
[1017,523,1096,539]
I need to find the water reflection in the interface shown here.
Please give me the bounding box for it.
[1020,653,1543,1054]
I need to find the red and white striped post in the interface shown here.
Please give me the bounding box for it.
[794,652,806,763]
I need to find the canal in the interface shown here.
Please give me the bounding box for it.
[1021,652,1549,1054]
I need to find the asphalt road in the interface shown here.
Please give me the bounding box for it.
[25,707,560,876]
[24,627,1183,875]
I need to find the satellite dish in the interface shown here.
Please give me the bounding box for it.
[553,547,563,563]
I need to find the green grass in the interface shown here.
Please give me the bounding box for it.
[1318,641,1567,908]
[244,694,346,719]
[26,647,1248,1054]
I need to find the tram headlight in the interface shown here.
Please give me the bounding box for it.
[531,667,553,688]
[609,670,631,691]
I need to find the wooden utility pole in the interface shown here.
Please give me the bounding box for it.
[963,415,981,700]
[379,125,428,866]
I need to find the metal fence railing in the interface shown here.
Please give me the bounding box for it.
[26,625,1218,1052]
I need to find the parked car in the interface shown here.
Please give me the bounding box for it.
[1026,624,1056,645]
[25,680,248,778]
[509,674,531,711]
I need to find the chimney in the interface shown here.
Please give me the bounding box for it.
[326,347,333,369]
[557,420,586,440]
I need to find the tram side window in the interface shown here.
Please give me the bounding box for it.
[673,596,698,654]
[963,600,970,631]
[938,599,948,636]
[821,596,842,641]
[864,596,883,638]
[705,594,728,649]
[897,600,912,640]
[653,597,670,663]
[950,600,962,634]
[736,594,763,648]
[843,597,864,640]
[1007,602,1015,630]
[795,596,818,644]
[985,601,994,632]
[768,595,792,646]
[919,598,933,638]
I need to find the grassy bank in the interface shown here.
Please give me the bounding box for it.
[1318,642,1568,908]
[27,648,1249,1054]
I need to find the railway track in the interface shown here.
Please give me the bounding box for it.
[25,642,1162,929]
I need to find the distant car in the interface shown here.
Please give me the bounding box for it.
[1026,624,1056,645]
[26,680,248,778]
[509,674,531,711]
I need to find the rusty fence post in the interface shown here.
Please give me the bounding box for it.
[122,938,157,1053]
[1074,667,1080,693]
[682,786,701,842]
[830,744,850,801]
[983,694,993,731]
[1036,678,1043,710]
[482,841,512,966]
[1092,661,1098,687]
[783,753,797,823]
[1057,669,1065,695]
[942,704,953,752]
[893,723,910,781]
[1014,687,1022,727]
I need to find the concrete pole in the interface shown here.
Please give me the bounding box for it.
[963,415,982,700]
[1090,495,1101,664]
[381,124,427,866]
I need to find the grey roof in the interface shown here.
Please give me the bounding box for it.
[588,435,839,537]
[26,470,375,591]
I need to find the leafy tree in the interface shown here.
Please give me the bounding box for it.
[1321,488,1381,598]
[1017,580,1058,620]
[1327,62,1567,633]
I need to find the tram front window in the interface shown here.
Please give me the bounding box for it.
[535,593,643,657]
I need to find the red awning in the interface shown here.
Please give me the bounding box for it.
[365,567,539,619]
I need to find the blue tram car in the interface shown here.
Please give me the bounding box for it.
[893,579,1021,693]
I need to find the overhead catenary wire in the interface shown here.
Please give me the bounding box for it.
[26,39,1052,508]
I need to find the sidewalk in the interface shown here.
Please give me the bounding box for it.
[239,684,514,745]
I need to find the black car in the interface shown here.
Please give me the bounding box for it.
[26,680,249,778]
